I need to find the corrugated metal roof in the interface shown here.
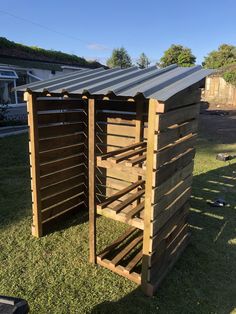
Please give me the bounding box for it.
[15,64,213,102]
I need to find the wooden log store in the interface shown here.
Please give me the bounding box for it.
[16,64,212,296]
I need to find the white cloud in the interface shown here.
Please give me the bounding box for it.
[87,43,110,51]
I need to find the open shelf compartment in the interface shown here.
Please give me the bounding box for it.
[97,227,143,284]
[97,179,145,230]
[96,142,147,176]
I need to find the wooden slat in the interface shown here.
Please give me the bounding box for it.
[40,154,84,176]
[96,99,137,112]
[156,103,200,131]
[110,233,143,266]
[36,99,85,111]
[126,154,146,167]
[38,122,85,139]
[150,203,189,252]
[125,201,145,219]
[41,184,85,210]
[88,98,96,264]
[98,227,136,260]
[27,93,42,237]
[96,122,136,137]
[40,164,85,188]
[154,133,197,168]
[39,133,85,152]
[38,111,86,125]
[124,250,143,273]
[152,175,192,219]
[111,147,146,164]
[152,190,191,236]
[41,194,84,222]
[96,159,146,176]
[155,119,198,150]
[97,142,146,161]
[112,189,145,214]
[152,162,194,203]
[96,111,136,125]
[153,148,195,186]
[39,144,85,163]
[97,180,144,210]
[96,133,135,149]
[40,174,85,199]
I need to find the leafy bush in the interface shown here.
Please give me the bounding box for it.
[223,71,236,86]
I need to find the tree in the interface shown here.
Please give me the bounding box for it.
[137,53,150,69]
[106,47,132,68]
[203,44,236,69]
[159,44,196,68]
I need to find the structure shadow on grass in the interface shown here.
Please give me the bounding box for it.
[91,162,236,314]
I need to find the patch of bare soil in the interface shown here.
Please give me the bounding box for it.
[199,102,236,144]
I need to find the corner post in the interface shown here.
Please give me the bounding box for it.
[88,97,96,264]
[26,92,42,237]
[141,98,158,295]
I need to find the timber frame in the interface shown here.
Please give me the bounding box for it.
[25,82,201,296]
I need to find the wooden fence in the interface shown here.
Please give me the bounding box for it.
[203,76,236,106]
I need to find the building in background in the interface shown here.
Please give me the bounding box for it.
[0,58,87,105]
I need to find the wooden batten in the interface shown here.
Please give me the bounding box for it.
[27,92,43,237]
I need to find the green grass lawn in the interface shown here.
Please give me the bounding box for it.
[0,133,236,314]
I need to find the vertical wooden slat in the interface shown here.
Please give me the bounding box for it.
[88,98,96,264]
[135,99,144,206]
[27,92,42,237]
[141,98,159,294]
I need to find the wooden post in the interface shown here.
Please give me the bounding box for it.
[26,92,43,237]
[141,98,158,295]
[88,98,96,264]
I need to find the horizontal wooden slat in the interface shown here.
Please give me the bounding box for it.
[156,104,200,131]
[38,111,86,125]
[96,122,136,137]
[40,164,85,188]
[153,175,192,219]
[149,224,189,278]
[40,174,85,199]
[154,119,198,150]
[97,179,144,209]
[152,190,191,235]
[154,134,197,168]
[96,111,136,124]
[97,142,146,161]
[111,233,143,266]
[39,133,85,152]
[41,184,85,210]
[36,99,85,111]
[38,122,85,139]
[39,144,86,163]
[161,87,201,112]
[153,148,195,186]
[150,203,189,252]
[112,189,145,213]
[111,147,146,164]
[98,227,136,260]
[96,100,138,112]
[96,133,135,148]
[40,154,84,176]
[152,162,194,203]
[41,194,84,222]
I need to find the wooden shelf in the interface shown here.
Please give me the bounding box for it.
[97,227,143,284]
[97,142,147,176]
[97,180,145,230]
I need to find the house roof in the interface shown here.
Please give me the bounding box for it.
[15,64,213,102]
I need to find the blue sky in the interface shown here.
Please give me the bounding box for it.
[0,0,236,66]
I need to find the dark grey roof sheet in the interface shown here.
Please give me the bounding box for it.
[15,64,213,101]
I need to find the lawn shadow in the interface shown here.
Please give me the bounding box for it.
[90,162,236,314]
